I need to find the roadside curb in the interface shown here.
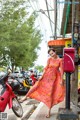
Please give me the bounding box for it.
[28,102,45,120]
[18,104,35,120]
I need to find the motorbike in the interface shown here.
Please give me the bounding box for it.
[22,76,32,88]
[9,76,32,95]
[0,73,23,117]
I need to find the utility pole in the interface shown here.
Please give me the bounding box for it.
[54,0,57,39]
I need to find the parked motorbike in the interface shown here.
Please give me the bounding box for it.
[0,73,23,117]
[22,76,32,88]
[10,76,32,95]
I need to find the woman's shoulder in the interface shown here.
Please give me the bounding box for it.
[58,57,63,62]
[47,57,51,61]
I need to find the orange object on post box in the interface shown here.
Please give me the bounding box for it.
[63,48,75,72]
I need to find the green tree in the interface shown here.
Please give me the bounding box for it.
[35,65,44,72]
[0,0,42,70]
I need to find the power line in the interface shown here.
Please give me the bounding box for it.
[34,0,48,41]
[27,0,35,11]
[29,0,49,41]
[45,0,54,38]
[38,9,60,31]
[27,0,43,32]
[36,9,54,12]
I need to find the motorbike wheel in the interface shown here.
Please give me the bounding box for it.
[12,98,23,117]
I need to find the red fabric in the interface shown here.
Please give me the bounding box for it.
[27,57,65,108]
[30,74,37,85]
[30,74,36,81]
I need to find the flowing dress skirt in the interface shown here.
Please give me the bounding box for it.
[26,66,65,109]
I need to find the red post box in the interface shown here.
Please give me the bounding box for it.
[63,48,75,72]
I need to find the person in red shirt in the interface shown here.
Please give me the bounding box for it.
[30,70,37,85]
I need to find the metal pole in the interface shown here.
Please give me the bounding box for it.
[66,72,71,109]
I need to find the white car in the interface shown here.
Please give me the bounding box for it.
[0,71,6,78]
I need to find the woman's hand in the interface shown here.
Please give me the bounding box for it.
[60,80,64,86]
[38,70,45,81]
[38,76,43,81]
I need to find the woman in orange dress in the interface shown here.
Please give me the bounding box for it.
[20,48,65,118]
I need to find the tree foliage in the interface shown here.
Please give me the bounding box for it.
[0,0,42,69]
[35,65,44,72]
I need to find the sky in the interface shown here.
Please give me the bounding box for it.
[35,40,48,67]
[34,0,54,67]
[29,0,64,67]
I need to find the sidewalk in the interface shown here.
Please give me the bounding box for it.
[28,101,80,120]
[28,101,65,120]
[5,98,80,120]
